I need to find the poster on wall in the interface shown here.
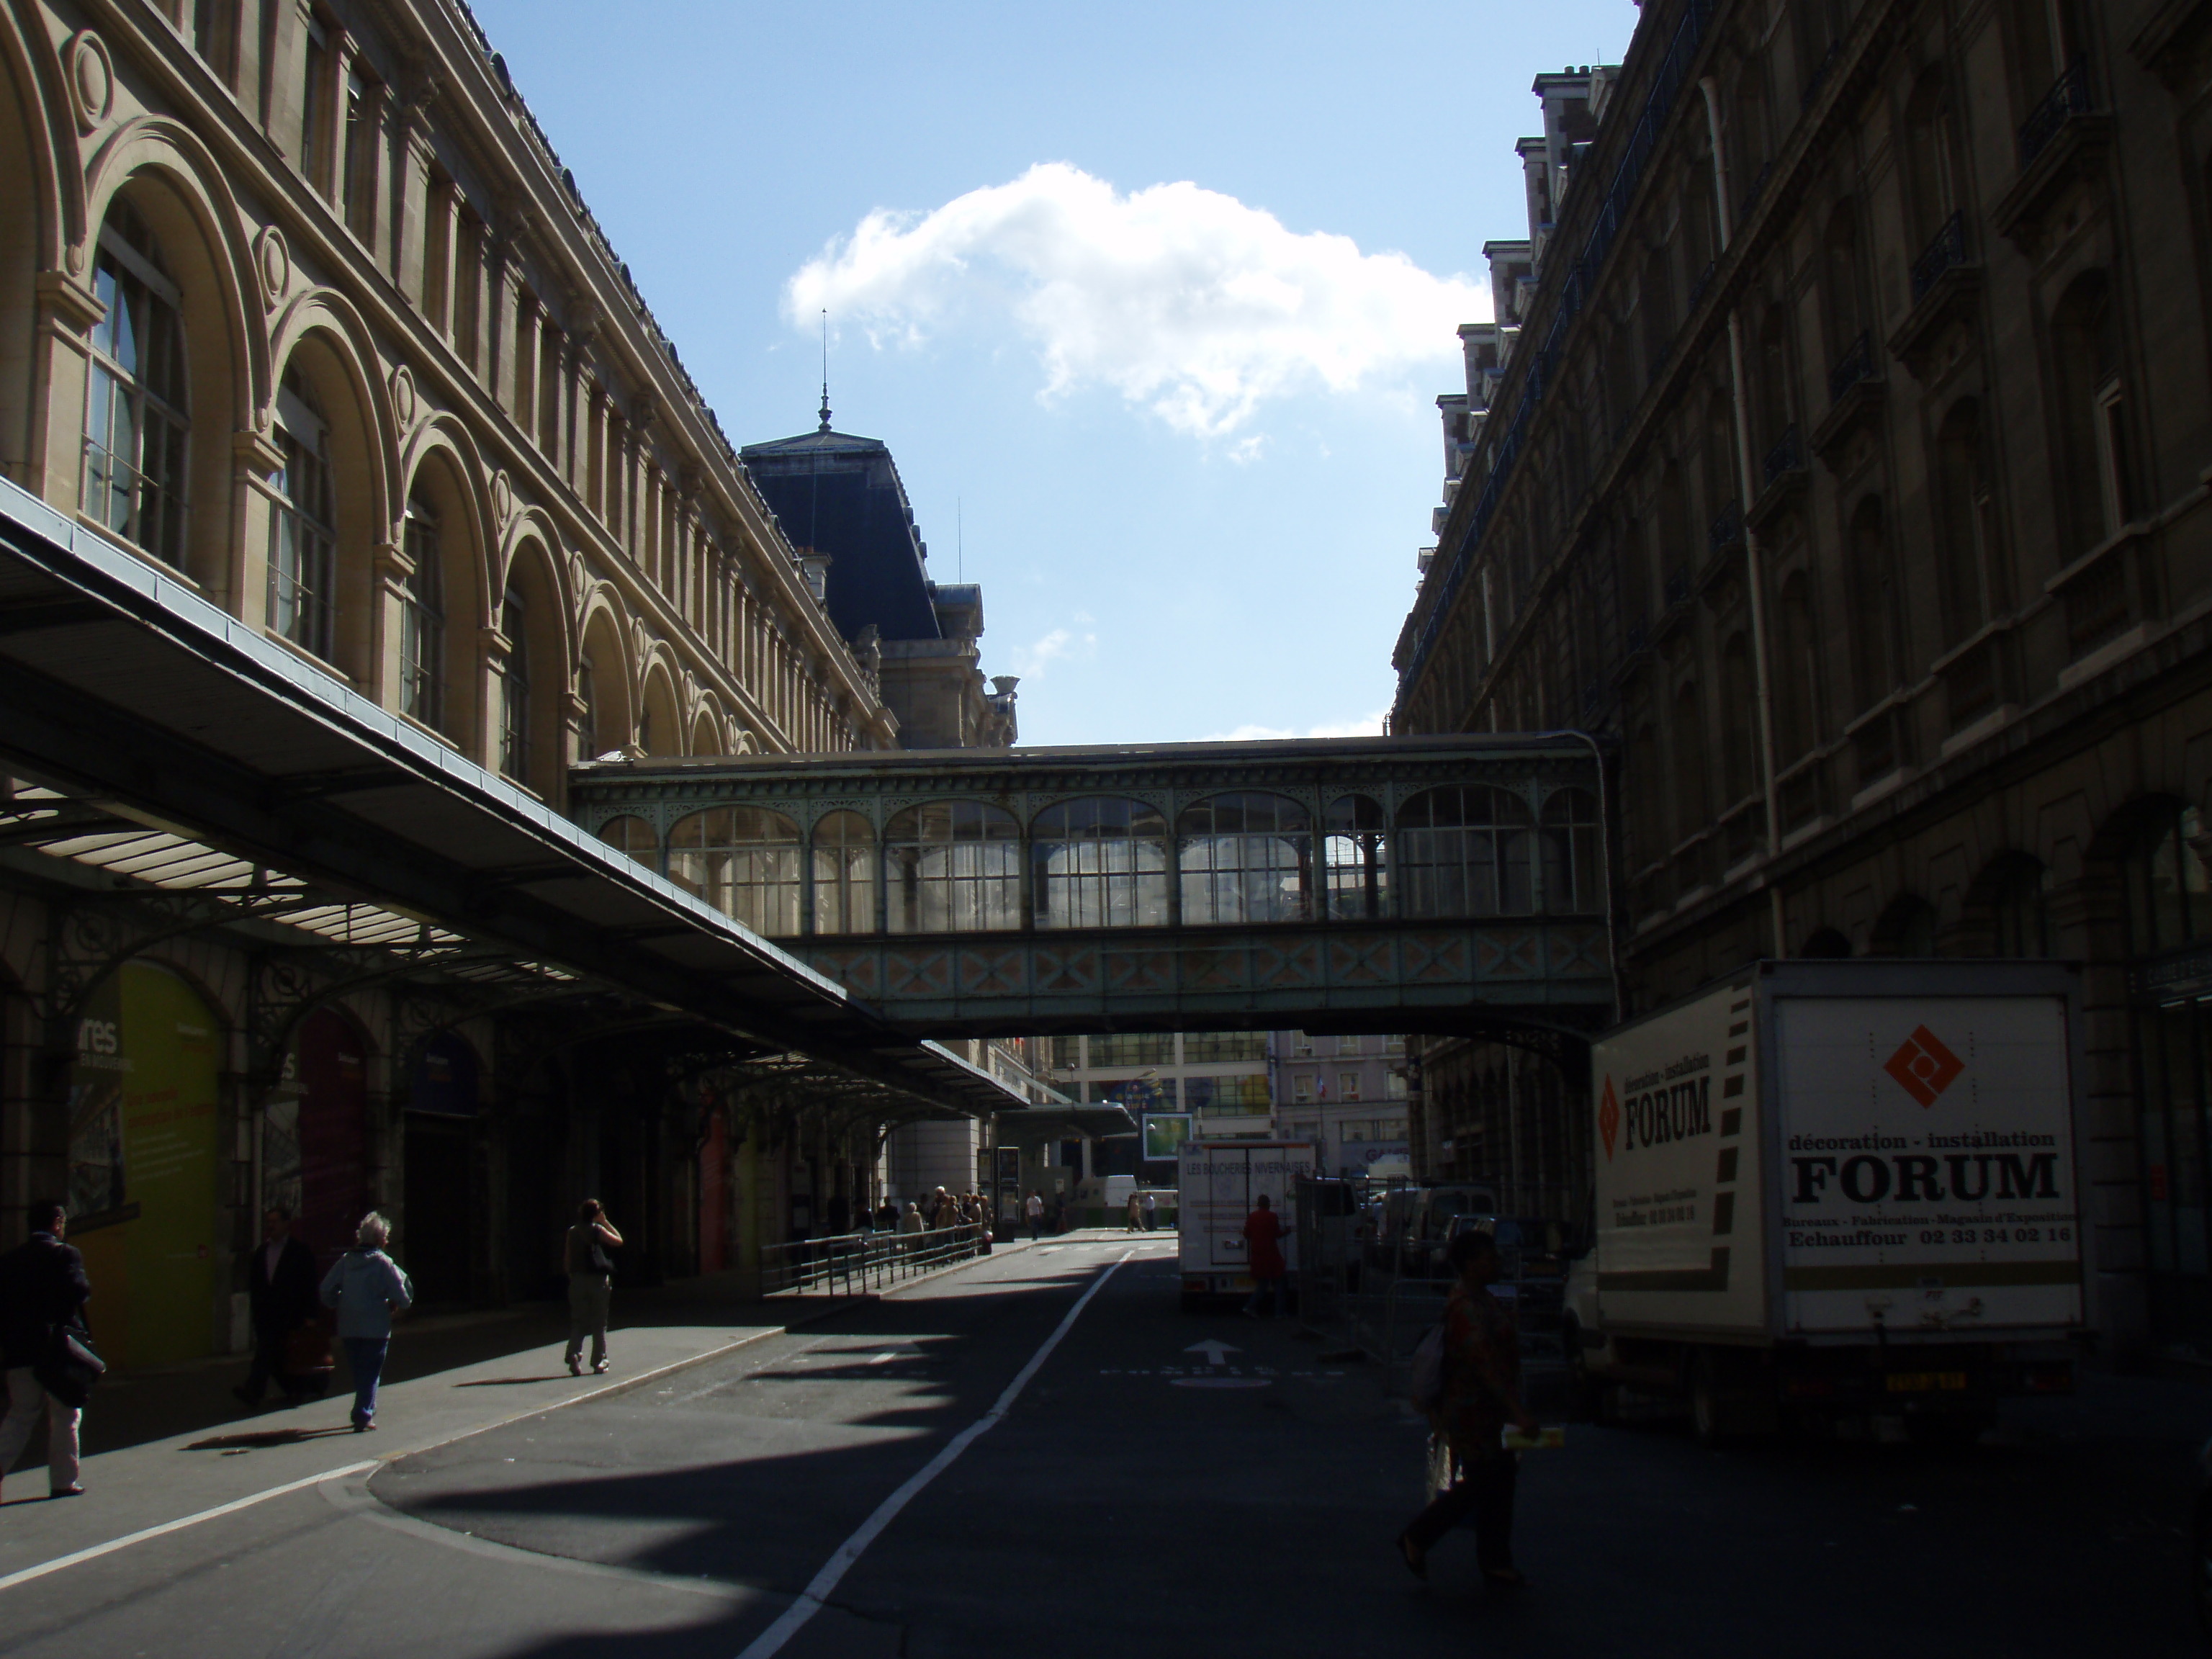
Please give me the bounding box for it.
[66,962,222,1370]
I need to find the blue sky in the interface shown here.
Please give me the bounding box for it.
[471,1,1637,745]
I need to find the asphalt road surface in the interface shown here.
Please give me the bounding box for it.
[0,1236,2201,1657]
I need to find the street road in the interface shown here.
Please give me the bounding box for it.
[0,1236,2199,1656]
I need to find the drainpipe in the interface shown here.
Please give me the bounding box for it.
[1699,76,1789,958]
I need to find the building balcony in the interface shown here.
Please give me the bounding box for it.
[1812,330,1884,465]
[1889,212,1982,377]
[1994,59,2112,251]
[1747,425,1808,533]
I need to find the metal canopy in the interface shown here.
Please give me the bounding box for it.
[0,480,1022,1121]
[989,1103,1140,1146]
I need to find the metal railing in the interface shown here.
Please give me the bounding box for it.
[2019,58,2092,169]
[1910,210,1969,303]
[760,1222,989,1298]
[1708,498,1743,554]
[1827,328,1876,404]
[1762,423,1804,485]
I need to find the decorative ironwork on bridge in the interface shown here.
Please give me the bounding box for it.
[569,737,1614,1038]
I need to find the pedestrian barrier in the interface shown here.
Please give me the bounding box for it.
[760,1223,989,1298]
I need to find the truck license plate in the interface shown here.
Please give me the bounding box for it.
[1884,1371,1969,1393]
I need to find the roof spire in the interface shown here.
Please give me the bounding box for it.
[818,308,832,433]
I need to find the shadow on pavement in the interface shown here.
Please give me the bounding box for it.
[185,1425,361,1450]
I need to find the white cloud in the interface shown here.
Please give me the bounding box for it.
[786,163,1487,440]
[1010,624,1096,681]
[1200,711,1388,743]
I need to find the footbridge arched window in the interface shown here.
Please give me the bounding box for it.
[399,494,444,729]
[1177,792,1310,925]
[1033,798,1169,929]
[811,810,876,935]
[84,200,189,568]
[1323,795,1388,920]
[886,801,1020,933]
[271,367,338,662]
[1538,786,1601,914]
[670,807,803,935]
[1396,786,1535,917]
[598,814,657,870]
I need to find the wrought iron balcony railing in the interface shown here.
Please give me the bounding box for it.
[2019,58,2093,169]
[1910,210,1969,303]
[1709,498,1743,553]
[1827,328,1876,404]
[1663,563,1692,607]
[1762,423,1804,485]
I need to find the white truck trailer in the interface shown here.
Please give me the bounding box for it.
[1177,1139,1320,1311]
[1565,960,2087,1439]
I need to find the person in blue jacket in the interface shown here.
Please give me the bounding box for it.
[319,1212,413,1432]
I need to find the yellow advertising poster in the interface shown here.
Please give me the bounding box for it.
[66,962,222,1369]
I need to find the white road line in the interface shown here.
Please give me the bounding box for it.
[0,1460,378,1595]
[736,1250,1133,1659]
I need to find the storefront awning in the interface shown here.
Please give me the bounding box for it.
[0,480,1021,1119]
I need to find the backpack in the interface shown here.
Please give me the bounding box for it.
[1408,1321,1448,1412]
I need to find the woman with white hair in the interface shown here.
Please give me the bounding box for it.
[318,1212,414,1432]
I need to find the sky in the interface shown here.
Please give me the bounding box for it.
[469,0,1638,747]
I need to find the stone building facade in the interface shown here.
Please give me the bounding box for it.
[1394,0,2212,1358]
[0,0,1017,1370]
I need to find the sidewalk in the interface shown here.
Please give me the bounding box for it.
[0,1233,1060,1581]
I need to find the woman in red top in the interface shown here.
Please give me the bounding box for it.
[1241,1193,1287,1318]
[1396,1226,1538,1590]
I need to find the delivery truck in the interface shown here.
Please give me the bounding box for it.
[1563,960,2087,1440]
[1177,1139,1321,1311]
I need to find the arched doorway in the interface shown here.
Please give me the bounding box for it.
[65,961,223,1369]
[403,1030,481,1307]
[264,1007,372,1272]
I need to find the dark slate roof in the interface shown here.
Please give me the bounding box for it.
[740,425,941,643]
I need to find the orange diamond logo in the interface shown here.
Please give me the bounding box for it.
[1884,1024,1964,1108]
[1598,1076,1621,1161]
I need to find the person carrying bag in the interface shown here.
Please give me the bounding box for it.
[562,1200,622,1377]
[0,1200,94,1499]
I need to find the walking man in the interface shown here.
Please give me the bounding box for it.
[1396,1227,1538,1591]
[1241,1192,1287,1318]
[1024,1191,1043,1241]
[563,1200,623,1377]
[0,1200,89,1499]
[1141,1190,1159,1231]
[233,1206,319,1410]
[319,1212,413,1433]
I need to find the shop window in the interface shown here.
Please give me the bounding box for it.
[1089,1033,1174,1067]
[1323,793,1388,920]
[668,806,802,935]
[1176,792,1310,925]
[399,494,444,729]
[1184,1032,1265,1062]
[1397,786,1535,917]
[270,368,338,662]
[84,201,189,568]
[886,800,1020,933]
[811,810,876,935]
[1032,797,1168,928]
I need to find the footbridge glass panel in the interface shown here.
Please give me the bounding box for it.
[567,737,1613,1037]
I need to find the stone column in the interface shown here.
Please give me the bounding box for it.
[371,535,413,715]
[25,271,102,508]
[232,425,287,633]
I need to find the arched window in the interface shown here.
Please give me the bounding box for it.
[1872,894,1939,957]
[597,814,657,868]
[400,494,444,728]
[1177,793,1310,925]
[1799,926,1851,958]
[1032,798,1168,929]
[1658,464,1691,590]
[1905,71,1962,248]
[1323,795,1388,921]
[1538,786,1601,914]
[1722,634,1756,805]
[811,810,876,935]
[270,367,337,661]
[1822,202,1866,367]
[1756,306,1796,456]
[1673,681,1707,844]
[1777,571,1817,759]
[886,801,1020,933]
[669,807,802,935]
[1936,400,1994,649]
[2127,802,2210,958]
[1396,786,1534,918]
[84,200,189,567]
[1847,499,1895,710]
[498,591,529,783]
[2053,271,2129,560]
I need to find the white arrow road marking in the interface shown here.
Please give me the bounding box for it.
[1184,1340,1241,1367]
